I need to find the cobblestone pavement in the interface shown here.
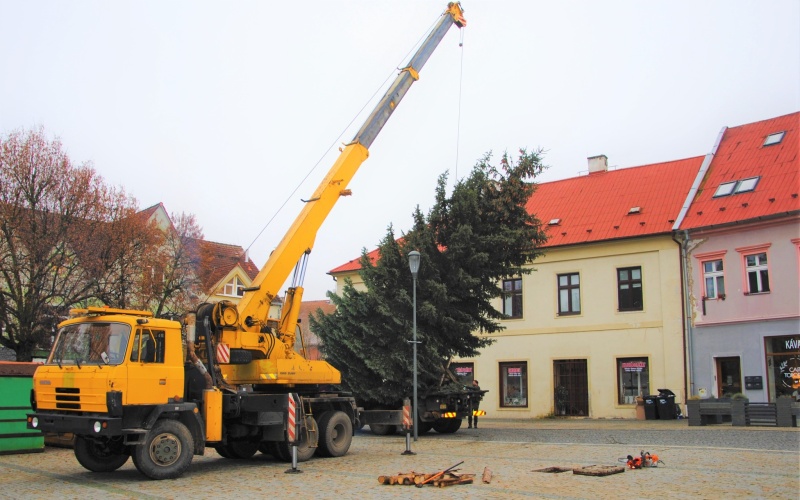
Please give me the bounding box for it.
[1,419,797,499]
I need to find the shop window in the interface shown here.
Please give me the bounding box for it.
[450,362,474,385]
[617,357,650,405]
[502,278,523,319]
[500,362,528,407]
[765,335,800,401]
[557,273,580,315]
[617,267,643,311]
[745,252,770,294]
[702,259,725,299]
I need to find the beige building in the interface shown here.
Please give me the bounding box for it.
[331,155,701,419]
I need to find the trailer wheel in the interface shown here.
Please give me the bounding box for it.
[74,436,129,472]
[317,411,353,457]
[433,418,462,434]
[132,420,194,480]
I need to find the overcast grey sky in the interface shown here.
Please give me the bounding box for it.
[2,0,798,301]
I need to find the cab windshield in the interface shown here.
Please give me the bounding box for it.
[48,322,132,367]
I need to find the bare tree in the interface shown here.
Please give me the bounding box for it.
[0,127,139,360]
[144,212,208,317]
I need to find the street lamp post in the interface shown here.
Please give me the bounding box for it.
[408,250,421,441]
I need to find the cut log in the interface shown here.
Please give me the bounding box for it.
[482,467,493,483]
[572,465,625,477]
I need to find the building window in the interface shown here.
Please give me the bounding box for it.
[223,276,246,297]
[617,357,650,405]
[745,252,770,294]
[617,267,643,311]
[557,273,580,315]
[703,259,725,299]
[499,362,528,407]
[502,278,523,319]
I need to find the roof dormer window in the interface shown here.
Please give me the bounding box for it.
[735,177,759,193]
[763,131,785,146]
[548,218,561,226]
[713,177,761,198]
[713,181,738,197]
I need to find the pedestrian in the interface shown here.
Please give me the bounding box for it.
[468,379,481,428]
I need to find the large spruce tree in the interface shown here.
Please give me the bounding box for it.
[311,150,548,407]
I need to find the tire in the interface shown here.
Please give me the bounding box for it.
[214,445,233,458]
[417,420,434,435]
[224,440,259,459]
[273,415,317,462]
[369,423,397,436]
[433,418,462,434]
[316,411,353,457]
[74,435,129,472]
[266,440,290,461]
[132,420,194,480]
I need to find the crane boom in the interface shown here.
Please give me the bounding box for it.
[221,3,466,376]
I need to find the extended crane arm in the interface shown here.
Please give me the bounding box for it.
[235,3,466,339]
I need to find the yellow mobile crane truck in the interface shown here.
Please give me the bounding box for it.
[27,3,466,480]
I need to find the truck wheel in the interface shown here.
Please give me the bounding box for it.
[264,441,289,461]
[316,411,353,457]
[74,436,129,472]
[132,420,194,480]
[223,440,259,459]
[273,415,317,462]
[214,445,233,458]
[368,423,397,436]
[433,418,462,434]
[417,420,433,435]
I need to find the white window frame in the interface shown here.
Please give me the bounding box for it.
[703,259,725,299]
[736,244,771,295]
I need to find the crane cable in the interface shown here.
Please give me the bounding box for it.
[244,14,443,256]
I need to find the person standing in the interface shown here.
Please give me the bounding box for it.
[468,379,481,428]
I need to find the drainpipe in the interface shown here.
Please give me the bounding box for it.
[673,231,694,399]
[671,126,726,401]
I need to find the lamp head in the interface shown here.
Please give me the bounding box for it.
[408,251,421,277]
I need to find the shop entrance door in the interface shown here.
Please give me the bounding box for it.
[715,357,742,397]
[553,359,588,416]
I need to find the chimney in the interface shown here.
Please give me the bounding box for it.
[588,155,608,174]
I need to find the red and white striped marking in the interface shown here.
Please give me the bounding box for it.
[216,343,230,364]
[287,394,297,443]
[402,403,412,430]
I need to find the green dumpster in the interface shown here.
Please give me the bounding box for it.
[0,362,44,454]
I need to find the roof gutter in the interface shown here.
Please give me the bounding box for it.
[672,126,727,231]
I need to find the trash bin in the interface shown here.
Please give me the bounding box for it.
[643,395,659,420]
[656,394,676,419]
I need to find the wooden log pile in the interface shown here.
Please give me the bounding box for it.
[378,471,476,487]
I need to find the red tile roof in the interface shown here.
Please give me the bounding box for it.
[530,157,702,247]
[330,156,702,274]
[679,112,800,230]
[185,238,260,291]
[329,249,379,274]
